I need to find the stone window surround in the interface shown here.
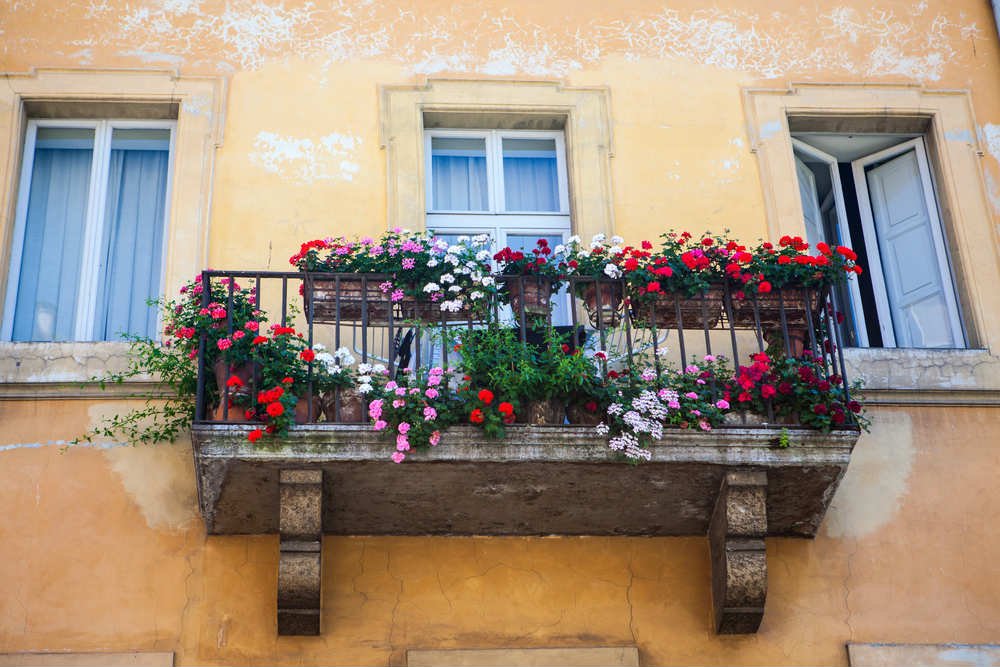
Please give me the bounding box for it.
[378,78,614,241]
[0,68,224,396]
[743,83,1000,401]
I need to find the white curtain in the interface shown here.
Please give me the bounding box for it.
[503,157,558,212]
[432,155,487,211]
[12,147,92,341]
[93,148,169,340]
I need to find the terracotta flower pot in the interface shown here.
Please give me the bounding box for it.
[302,275,393,324]
[321,387,365,423]
[566,402,604,425]
[577,282,624,328]
[632,289,723,330]
[506,277,553,318]
[523,398,565,425]
[731,287,825,329]
[294,392,323,424]
[211,359,256,422]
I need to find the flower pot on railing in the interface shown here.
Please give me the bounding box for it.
[632,289,724,330]
[303,275,392,324]
[506,277,554,319]
[521,398,565,425]
[321,387,365,423]
[730,287,826,329]
[577,282,624,328]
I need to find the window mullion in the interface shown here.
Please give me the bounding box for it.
[74,121,112,341]
[489,131,504,214]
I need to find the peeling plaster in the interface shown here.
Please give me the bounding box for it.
[249,131,362,184]
[104,441,198,531]
[824,411,914,539]
[0,439,127,453]
[69,1,980,81]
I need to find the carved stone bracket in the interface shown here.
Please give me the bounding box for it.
[710,470,768,634]
[277,470,323,635]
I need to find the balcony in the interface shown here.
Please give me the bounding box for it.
[187,269,861,636]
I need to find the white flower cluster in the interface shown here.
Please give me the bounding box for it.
[355,361,387,394]
[602,388,668,460]
[314,345,356,375]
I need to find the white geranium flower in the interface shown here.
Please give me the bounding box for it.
[473,233,490,245]
[591,233,606,244]
[457,235,469,243]
[578,251,589,259]
[357,363,372,374]
[476,250,491,262]
[358,383,373,395]
[448,245,462,255]
[435,239,450,250]
[554,244,566,255]
[372,363,387,374]
[604,263,622,278]
[445,254,460,266]
[423,282,440,292]
[470,290,484,300]
[440,274,455,284]
[313,343,327,352]
[427,258,439,268]
[568,234,581,245]
[481,276,495,286]
[441,300,463,312]
[611,235,624,245]
[448,285,462,293]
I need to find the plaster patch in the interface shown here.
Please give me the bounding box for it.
[824,411,914,539]
[760,121,782,140]
[983,171,1000,216]
[104,441,198,531]
[945,128,973,143]
[182,94,212,117]
[980,124,1000,163]
[250,131,363,184]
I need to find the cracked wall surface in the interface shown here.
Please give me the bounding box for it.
[0,404,998,665]
[1,0,1000,663]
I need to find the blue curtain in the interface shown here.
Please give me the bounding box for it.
[503,156,558,212]
[432,155,487,211]
[93,148,169,340]
[12,147,92,341]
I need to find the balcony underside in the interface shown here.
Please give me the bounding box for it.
[191,424,857,538]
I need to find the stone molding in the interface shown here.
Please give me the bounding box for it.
[0,68,227,325]
[379,78,614,240]
[277,469,323,635]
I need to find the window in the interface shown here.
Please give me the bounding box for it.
[425,129,572,323]
[791,134,965,349]
[2,119,174,342]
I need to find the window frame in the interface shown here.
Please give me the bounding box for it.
[1,117,177,342]
[423,128,570,216]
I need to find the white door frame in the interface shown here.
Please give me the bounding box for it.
[851,137,964,348]
[791,138,870,346]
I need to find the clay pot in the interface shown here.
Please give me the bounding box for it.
[211,360,257,422]
[566,402,604,425]
[732,288,825,330]
[321,387,366,423]
[577,282,624,328]
[632,289,724,330]
[294,392,323,424]
[522,398,565,425]
[506,277,554,318]
[304,275,469,325]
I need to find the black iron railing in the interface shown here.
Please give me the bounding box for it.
[194,270,854,428]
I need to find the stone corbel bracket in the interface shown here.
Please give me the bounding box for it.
[710,470,768,634]
[277,470,323,635]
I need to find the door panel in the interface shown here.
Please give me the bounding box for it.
[863,147,962,348]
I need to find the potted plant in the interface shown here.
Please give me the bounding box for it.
[563,233,627,328]
[368,366,457,463]
[727,350,866,431]
[312,344,366,422]
[242,323,325,430]
[290,229,496,325]
[494,238,567,321]
[623,231,727,330]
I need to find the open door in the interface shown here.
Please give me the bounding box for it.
[852,138,964,348]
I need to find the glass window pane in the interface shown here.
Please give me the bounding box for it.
[11,128,95,341]
[431,137,488,211]
[93,128,171,340]
[502,138,559,212]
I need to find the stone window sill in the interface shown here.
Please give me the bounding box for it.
[842,347,1000,397]
[0,342,161,398]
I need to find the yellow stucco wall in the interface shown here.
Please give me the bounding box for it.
[2,0,1000,664]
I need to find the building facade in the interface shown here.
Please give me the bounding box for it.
[1,1,999,665]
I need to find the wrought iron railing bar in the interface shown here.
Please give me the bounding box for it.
[722,282,740,368]
[195,270,210,422]
[777,287,791,358]
[674,292,687,370]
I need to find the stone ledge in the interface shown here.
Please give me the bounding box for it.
[191,424,858,537]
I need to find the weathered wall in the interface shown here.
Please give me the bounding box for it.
[0,405,997,665]
[2,0,1000,664]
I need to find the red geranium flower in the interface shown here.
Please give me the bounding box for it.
[758,280,772,294]
[247,429,263,443]
[282,377,294,384]
[477,389,494,405]
[300,349,316,362]
[469,408,485,424]
[226,376,244,388]
[498,402,514,415]
[266,402,285,417]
